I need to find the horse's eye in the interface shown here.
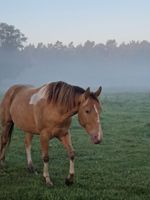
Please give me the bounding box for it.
[85,110,90,114]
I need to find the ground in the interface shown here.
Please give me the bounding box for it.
[0,92,150,200]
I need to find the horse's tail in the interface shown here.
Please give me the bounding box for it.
[0,87,17,162]
[0,122,14,163]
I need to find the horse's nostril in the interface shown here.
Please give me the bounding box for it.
[91,135,102,144]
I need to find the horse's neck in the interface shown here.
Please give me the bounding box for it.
[61,92,81,121]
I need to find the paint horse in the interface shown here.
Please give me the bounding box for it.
[0,81,103,186]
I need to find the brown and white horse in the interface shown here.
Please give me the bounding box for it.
[0,81,103,186]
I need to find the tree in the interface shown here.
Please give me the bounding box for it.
[84,40,95,49]
[106,39,117,49]
[68,42,75,49]
[0,22,27,50]
[54,41,65,49]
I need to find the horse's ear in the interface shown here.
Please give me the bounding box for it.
[79,87,90,104]
[94,86,102,97]
[84,87,90,99]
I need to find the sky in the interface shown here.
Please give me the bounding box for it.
[0,0,150,45]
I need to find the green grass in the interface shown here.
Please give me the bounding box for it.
[0,92,150,200]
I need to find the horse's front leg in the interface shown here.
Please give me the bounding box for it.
[40,132,53,187]
[59,132,75,185]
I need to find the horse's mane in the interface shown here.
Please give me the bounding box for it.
[46,81,84,110]
[46,81,99,110]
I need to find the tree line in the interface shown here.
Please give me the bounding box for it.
[0,22,150,87]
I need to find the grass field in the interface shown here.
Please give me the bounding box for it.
[0,92,150,200]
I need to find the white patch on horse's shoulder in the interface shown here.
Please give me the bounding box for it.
[29,85,47,105]
[94,104,100,123]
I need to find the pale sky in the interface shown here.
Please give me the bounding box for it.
[0,0,150,45]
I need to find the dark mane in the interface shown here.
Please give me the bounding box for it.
[73,86,85,94]
[46,81,84,110]
[46,81,99,110]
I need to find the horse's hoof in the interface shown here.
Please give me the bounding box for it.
[46,181,53,188]
[27,166,38,174]
[43,176,53,187]
[34,170,38,175]
[65,177,74,186]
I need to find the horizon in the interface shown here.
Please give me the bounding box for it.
[25,39,150,47]
[1,0,150,45]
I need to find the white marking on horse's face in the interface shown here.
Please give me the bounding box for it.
[94,104,100,123]
[29,85,47,105]
[93,104,103,142]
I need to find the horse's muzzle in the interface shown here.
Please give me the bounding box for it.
[91,134,102,144]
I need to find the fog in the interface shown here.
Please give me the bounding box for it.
[0,39,150,92]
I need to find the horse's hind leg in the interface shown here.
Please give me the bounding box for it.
[0,121,14,164]
[24,132,37,173]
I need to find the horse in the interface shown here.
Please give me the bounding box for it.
[0,81,103,186]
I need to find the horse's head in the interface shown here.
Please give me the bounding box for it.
[78,87,103,144]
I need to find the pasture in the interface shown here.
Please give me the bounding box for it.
[0,92,150,200]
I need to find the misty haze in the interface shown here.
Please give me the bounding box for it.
[0,23,149,92]
[1,0,150,198]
